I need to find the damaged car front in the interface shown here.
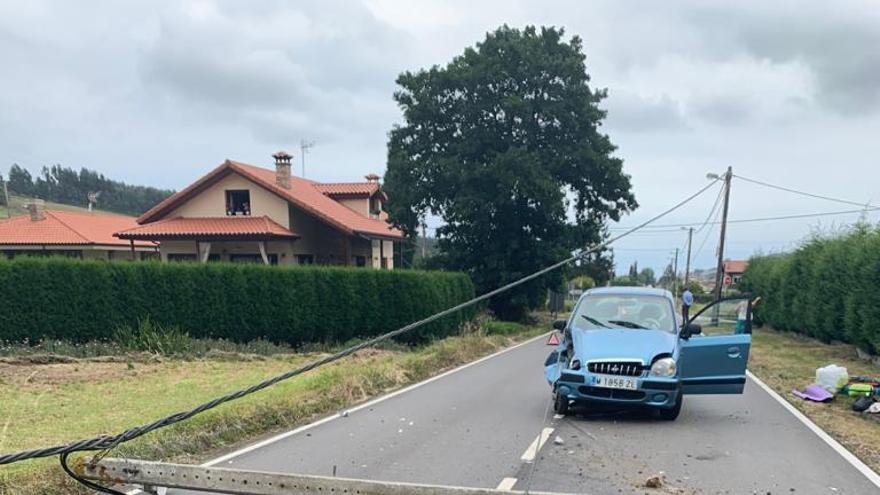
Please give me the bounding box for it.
[545,287,752,421]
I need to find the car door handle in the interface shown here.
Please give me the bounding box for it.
[727,346,741,359]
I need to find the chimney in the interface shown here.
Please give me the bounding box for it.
[272,150,293,189]
[26,199,45,221]
[365,173,380,184]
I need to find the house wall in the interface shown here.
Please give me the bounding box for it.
[338,198,369,217]
[167,174,291,228]
[288,203,350,265]
[82,249,110,260]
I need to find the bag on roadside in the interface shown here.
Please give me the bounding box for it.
[853,395,875,412]
[816,364,849,393]
[846,383,874,397]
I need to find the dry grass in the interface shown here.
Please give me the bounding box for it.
[748,327,880,473]
[0,193,112,219]
[0,319,543,494]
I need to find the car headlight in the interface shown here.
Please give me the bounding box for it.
[569,358,582,370]
[650,357,677,377]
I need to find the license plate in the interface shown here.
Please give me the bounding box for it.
[592,375,638,390]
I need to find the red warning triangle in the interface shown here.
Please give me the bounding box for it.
[546,332,560,346]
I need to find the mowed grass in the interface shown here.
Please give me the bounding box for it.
[0,319,544,494]
[748,327,880,473]
[0,193,113,219]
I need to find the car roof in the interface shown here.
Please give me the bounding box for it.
[584,286,673,300]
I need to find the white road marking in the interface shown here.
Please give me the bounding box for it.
[203,332,550,467]
[747,370,880,488]
[496,477,518,490]
[521,427,554,462]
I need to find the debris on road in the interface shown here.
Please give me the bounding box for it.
[553,435,564,446]
[644,473,664,488]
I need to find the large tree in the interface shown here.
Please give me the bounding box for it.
[384,26,636,320]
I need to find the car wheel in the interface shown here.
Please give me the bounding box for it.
[553,392,570,416]
[658,393,683,421]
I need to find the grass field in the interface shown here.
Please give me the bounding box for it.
[0,317,546,494]
[748,327,880,474]
[0,193,113,219]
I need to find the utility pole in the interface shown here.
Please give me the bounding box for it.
[683,227,693,287]
[672,248,679,295]
[300,139,315,178]
[421,222,427,259]
[713,166,733,302]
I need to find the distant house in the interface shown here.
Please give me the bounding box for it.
[114,152,404,267]
[0,201,157,260]
[723,260,748,286]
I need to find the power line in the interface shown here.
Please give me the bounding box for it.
[692,193,725,263]
[609,207,880,231]
[733,173,879,209]
[0,177,722,474]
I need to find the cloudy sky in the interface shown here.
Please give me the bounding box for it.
[2,0,879,273]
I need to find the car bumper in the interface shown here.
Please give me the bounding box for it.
[556,372,680,409]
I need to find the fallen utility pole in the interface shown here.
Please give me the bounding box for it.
[712,166,732,302]
[711,167,732,325]
[75,458,578,495]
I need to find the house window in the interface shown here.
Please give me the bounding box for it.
[297,254,314,265]
[230,254,278,265]
[168,253,197,262]
[225,190,251,216]
[355,256,366,267]
[369,196,381,218]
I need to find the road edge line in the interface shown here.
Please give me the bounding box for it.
[747,370,880,488]
[203,331,550,467]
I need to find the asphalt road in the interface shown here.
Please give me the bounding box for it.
[169,336,878,495]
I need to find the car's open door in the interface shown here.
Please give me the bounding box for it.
[678,296,753,394]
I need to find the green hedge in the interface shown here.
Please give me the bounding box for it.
[0,258,476,346]
[740,225,880,354]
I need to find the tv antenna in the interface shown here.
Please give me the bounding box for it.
[87,191,101,212]
[300,139,315,178]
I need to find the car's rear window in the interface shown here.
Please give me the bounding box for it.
[572,294,676,332]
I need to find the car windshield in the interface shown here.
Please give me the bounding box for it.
[573,294,676,333]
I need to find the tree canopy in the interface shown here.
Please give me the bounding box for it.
[6,164,174,216]
[384,25,636,320]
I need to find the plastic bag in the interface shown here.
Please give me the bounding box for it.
[816,364,849,393]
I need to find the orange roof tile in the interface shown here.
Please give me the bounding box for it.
[313,182,380,197]
[115,216,297,240]
[0,210,154,247]
[723,260,748,274]
[138,160,403,239]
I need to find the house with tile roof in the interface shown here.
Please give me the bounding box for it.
[722,259,748,287]
[114,152,404,267]
[0,201,157,260]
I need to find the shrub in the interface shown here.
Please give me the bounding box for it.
[0,258,476,347]
[740,224,880,354]
[113,317,193,354]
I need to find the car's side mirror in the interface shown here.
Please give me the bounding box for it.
[552,319,567,331]
[681,323,702,338]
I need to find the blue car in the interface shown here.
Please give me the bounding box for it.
[544,287,752,420]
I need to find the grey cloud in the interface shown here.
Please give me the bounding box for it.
[604,92,689,132]
[684,2,880,114]
[139,0,412,133]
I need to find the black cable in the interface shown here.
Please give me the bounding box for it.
[0,178,720,469]
[609,206,880,231]
[733,173,879,209]
[60,452,127,495]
